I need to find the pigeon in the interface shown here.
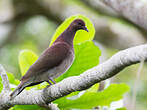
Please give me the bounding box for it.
[10,19,88,98]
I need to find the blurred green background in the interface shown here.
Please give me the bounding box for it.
[0,0,147,110]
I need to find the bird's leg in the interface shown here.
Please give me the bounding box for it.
[49,77,56,84]
[46,80,52,85]
[45,80,52,88]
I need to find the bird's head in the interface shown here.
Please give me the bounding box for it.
[70,19,88,32]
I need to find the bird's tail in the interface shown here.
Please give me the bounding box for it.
[10,82,26,99]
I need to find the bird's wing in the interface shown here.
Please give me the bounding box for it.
[20,42,71,82]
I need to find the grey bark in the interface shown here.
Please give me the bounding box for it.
[101,0,147,30]
[0,44,147,109]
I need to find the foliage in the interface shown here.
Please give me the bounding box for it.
[11,105,44,110]
[117,107,127,110]
[0,77,2,92]
[54,83,129,109]
[19,50,38,76]
[7,72,20,86]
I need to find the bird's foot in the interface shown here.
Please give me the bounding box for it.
[46,78,56,86]
[46,80,52,85]
[49,78,56,84]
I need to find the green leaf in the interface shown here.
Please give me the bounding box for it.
[7,72,20,91]
[54,83,130,109]
[19,49,38,76]
[117,107,127,110]
[87,83,99,92]
[12,105,45,110]
[49,14,95,46]
[7,72,20,85]
[56,41,101,82]
[0,77,3,93]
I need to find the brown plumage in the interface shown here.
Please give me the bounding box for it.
[10,19,88,99]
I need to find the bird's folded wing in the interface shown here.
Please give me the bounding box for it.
[20,42,70,81]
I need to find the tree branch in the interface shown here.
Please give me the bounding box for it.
[101,0,147,30]
[0,44,147,109]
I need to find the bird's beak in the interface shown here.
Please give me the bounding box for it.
[82,26,89,32]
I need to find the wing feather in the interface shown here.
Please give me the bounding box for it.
[21,42,70,81]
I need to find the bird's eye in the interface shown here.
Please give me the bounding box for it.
[78,22,82,25]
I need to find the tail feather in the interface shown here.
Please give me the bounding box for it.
[10,82,26,99]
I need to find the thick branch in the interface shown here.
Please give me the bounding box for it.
[0,44,146,109]
[101,0,147,30]
[81,0,118,16]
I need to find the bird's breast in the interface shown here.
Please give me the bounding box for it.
[48,50,75,78]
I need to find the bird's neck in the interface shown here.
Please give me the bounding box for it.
[55,26,76,46]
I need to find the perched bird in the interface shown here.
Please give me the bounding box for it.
[10,19,88,98]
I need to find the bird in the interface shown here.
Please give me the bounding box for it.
[10,19,88,99]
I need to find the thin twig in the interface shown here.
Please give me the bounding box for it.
[131,60,144,110]
[0,64,10,91]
